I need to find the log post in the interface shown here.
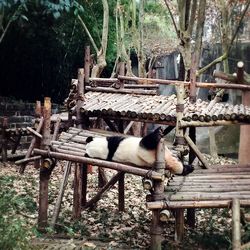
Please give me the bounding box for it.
[38,97,51,230]
[174,84,186,242]
[150,139,165,250]
[73,68,84,219]
[238,62,250,164]
[187,127,196,228]
[34,101,42,169]
[51,161,71,228]
[175,209,185,242]
[232,198,241,250]
[118,61,125,211]
[84,46,90,86]
[1,117,8,162]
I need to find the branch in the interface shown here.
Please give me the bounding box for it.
[197,52,228,76]
[187,0,198,36]
[164,0,179,38]
[0,4,23,44]
[100,0,109,56]
[197,0,250,76]
[77,15,99,54]
[228,0,250,52]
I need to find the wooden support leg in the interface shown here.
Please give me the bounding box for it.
[150,209,163,250]
[82,164,88,206]
[38,167,50,230]
[187,127,196,228]
[73,163,83,219]
[175,208,184,242]
[84,172,123,209]
[118,172,125,211]
[98,167,108,188]
[51,161,71,228]
[11,133,22,154]
[232,198,241,250]
[150,139,165,250]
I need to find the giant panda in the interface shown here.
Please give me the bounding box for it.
[85,127,194,176]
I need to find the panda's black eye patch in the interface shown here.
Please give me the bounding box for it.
[106,136,125,161]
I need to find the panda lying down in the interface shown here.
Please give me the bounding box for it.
[85,127,194,176]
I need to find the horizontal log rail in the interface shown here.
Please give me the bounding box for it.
[85,86,157,95]
[147,200,250,209]
[33,148,164,181]
[179,120,246,127]
[117,75,250,91]
[118,75,189,86]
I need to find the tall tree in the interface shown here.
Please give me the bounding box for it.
[77,0,109,77]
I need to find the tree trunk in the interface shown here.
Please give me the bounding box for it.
[91,0,109,77]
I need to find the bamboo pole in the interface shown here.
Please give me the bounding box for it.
[187,127,196,228]
[52,117,61,141]
[51,161,71,228]
[147,200,250,209]
[84,172,124,209]
[85,86,157,95]
[150,139,165,250]
[175,209,184,242]
[184,133,210,169]
[118,75,250,90]
[167,193,250,201]
[15,155,42,165]
[166,185,250,192]
[118,75,189,86]
[73,68,84,219]
[33,149,164,180]
[26,127,42,139]
[19,117,44,173]
[180,120,243,128]
[232,198,241,250]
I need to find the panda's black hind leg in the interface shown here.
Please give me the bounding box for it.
[182,164,194,175]
[139,126,163,150]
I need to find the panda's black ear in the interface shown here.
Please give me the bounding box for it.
[86,136,93,143]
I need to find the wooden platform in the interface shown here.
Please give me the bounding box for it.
[146,165,250,210]
[71,91,250,126]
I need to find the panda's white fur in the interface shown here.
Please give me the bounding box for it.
[85,128,193,175]
[86,137,155,167]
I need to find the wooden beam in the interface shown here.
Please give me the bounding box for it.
[84,172,124,209]
[150,139,165,249]
[51,161,71,228]
[118,172,125,211]
[19,117,44,174]
[175,209,184,242]
[38,97,51,230]
[232,198,241,250]
[33,149,164,180]
[184,133,210,169]
[26,127,42,139]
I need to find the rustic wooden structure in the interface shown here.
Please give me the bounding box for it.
[23,48,250,249]
[0,120,34,162]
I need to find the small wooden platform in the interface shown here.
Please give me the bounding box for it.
[147,165,250,210]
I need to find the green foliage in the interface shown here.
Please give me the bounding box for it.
[0,0,118,102]
[0,175,35,250]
